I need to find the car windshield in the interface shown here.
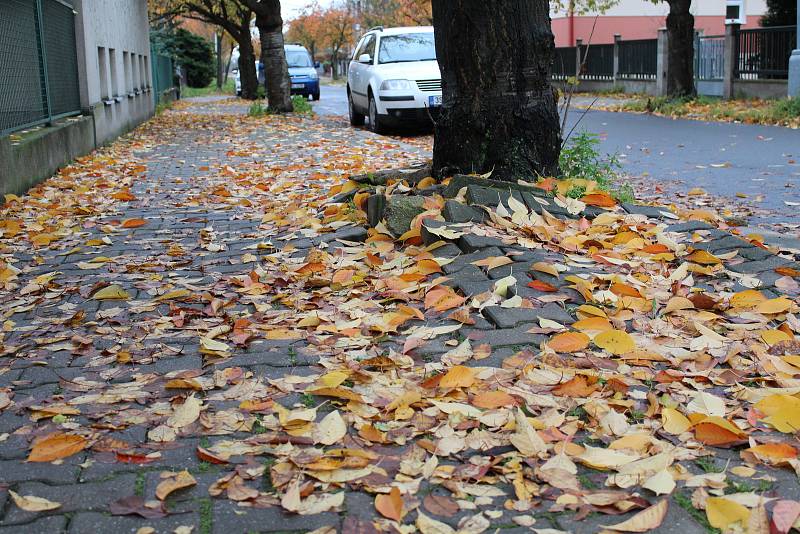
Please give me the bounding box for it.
[286,51,312,68]
[378,33,436,64]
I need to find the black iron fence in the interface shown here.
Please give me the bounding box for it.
[0,0,81,135]
[552,46,576,78]
[578,43,615,80]
[618,39,658,79]
[736,25,797,79]
[151,48,175,105]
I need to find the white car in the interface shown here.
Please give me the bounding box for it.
[347,26,442,133]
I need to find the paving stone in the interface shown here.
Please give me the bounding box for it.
[0,515,68,533]
[727,255,793,274]
[420,219,451,245]
[0,457,81,484]
[483,303,573,329]
[486,261,534,279]
[622,203,676,219]
[2,475,138,524]
[463,326,546,350]
[457,234,507,253]
[441,247,503,275]
[428,243,463,258]
[442,199,485,224]
[327,225,368,243]
[502,247,551,263]
[465,185,524,208]
[441,265,490,290]
[692,234,750,253]
[68,511,201,534]
[737,246,776,261]
[442,174,548,199]
[213,498,341,532]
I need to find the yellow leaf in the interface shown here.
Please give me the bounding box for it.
[155,289,191,301]
[439,365,475,389]
[705,497,750,530]
[603,499,668,532]
[594,329,636,355]
[761,329,793,346]
[664,296,694,314]
[9,491,61,512]
[510,408,547,457]
[686,250,722,265]
[92,284,130,300]
[199,336,230,354]
[155,470,197,500]
[167,394,202,428]
[314,410,347,445]
[661,408,692,434]
[471,255,514,271]
[532,261,559,277]
[730,289,766,308]
[756,297,794,315]
[318,371,349,388]
[755,394,800,433]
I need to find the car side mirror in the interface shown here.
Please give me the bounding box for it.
[314,61,321,68]
[358,54,372,64]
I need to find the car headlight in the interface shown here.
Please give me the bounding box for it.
[380,79,414,91]
[309,71,318,80]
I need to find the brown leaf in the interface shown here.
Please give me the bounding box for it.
[602,499,668,532]
[155,470,197,500]
[423,494,459,517]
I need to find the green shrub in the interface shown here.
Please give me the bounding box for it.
[291,95,313,114]
[560,132,633,202]
[248,101,268,117]
[172,29,215,89]
[769,96,800,121]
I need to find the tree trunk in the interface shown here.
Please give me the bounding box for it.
[250,0,293,113]
[431,0,561,182]
[666,0,695,97]
[331,50,339,80]
[238,37,259,100]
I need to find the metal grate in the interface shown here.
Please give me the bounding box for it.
[578,43,615,81]
[695,35,725,81]
[416,79,441,92]
[736,25,797,79]
[151,47,175,105]
[618,39,658,79]
[0,0,80,135]
[552,47,577,79]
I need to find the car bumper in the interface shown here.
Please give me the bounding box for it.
[289,79,319,95]
[379,106,441,127]
[376,90,442,115]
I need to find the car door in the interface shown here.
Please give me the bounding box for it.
[349,36,368,109]
[356,35,376,109]
[350,34,374,110]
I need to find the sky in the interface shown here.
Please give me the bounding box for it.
[281,0,334,22]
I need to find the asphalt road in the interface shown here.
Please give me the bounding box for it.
[311,83,800,229]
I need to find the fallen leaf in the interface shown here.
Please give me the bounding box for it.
[155,470,197,500]
[375,487,404,522]
[705,497,750,530]
[602,499,668,532]
[9,490,61,512]
[28,433,88,462]
[594,329,636,355]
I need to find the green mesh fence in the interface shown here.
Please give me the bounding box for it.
[151,49,175,105]
[0,0,81,135]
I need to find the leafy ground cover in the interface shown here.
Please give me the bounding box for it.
[0,97,799,533]
[603,95,800,129]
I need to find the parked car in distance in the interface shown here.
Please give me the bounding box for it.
[286,43,320,101]
[233,45,320,100]
[347,26,441,133]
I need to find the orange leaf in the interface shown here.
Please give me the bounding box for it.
[111,190,137,202]
[28,433,88,462]
[744,443,798,463]
[472,391,517,409]
[439,365,476,389]
[686,249,722,265]
[552,375,598,397]
[375,487,404,522]
[121,218,146,228]
[693,417,747,446]
[581,192,616,208]
[527,280,558,292]
[416,259,442,275]
[547,331,590,353]
[610,283,643,298]
[424,286,465,312]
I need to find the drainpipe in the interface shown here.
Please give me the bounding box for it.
[568,0,575,46]
[788,0,799,97]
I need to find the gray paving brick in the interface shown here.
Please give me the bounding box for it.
[0,515,67,533]
[212,497,341,532]
[443,199,485,223]
[458,234,506,253]
[483,303,573,329]
[727,255,793,274]
[68,511,201,534]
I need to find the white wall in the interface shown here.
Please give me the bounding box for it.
[74,0,154,145]
[552,0,767,19]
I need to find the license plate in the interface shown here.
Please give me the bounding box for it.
[428,95,442,107]
[291,83,304,89]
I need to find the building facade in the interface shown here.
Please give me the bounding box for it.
[73,0,154,146]
[551,0,768,46]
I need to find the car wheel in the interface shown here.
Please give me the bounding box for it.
[312,90,320,101]
[348,90,365,127]
[368,94,385,134]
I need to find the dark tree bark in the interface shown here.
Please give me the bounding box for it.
[431,0,561,182]
[666,0,695,97]
[237,38,259,100]
[246,0,293,112]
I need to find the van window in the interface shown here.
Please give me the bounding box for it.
[286,50,312,68]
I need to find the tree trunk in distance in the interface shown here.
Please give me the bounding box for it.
[252,0,293,112]
[431,0,561,182]
[238,37,259,100]
[666,0,695,97]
